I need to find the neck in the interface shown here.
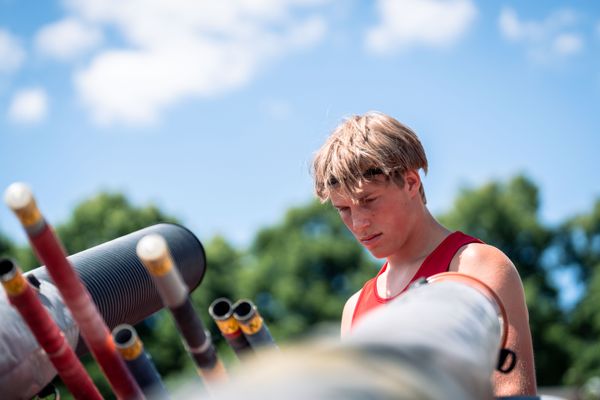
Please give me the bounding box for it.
[387,208,450,271]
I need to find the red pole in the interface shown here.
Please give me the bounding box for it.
[4,183,143,400]
[0,258,103,400]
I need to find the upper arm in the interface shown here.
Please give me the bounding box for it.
[451,243,537,396]
[341,290,361,338]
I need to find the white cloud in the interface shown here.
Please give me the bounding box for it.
[35,18,103,61]
[0,29,25,73]
[56,0,327,125]
[498,8,525,40]
[365,0,477,54]
[498,7,583,61]
[553,33,583,56]
[7,88,49,124]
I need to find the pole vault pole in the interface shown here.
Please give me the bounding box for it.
[1,222,207,398]
[192,273,513,400]
[209,297,252,358]
[113,324,170,399]
[136,234,227,386]
[232,299,277,351]
[4,182,143,400]
[0,258,102,400]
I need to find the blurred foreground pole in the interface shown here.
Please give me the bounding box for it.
[347,275,505,399]
[0,258,102,400]
[4,182,143,400]
[195,274,509,400]
[113,324,170,399]
[232,299,277,351]
[137,234,227,386]
[209,298,252,358]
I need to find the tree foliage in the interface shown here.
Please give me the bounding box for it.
[0,233,13,258]
[555,199,600,285]
[558,200,600,385]
[438,175,552,281]
[57,192,179,254]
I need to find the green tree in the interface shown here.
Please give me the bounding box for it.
[193,235,246,320]
[564,270,600,385]
[555,199,600,286]
[438,175,571,385]
[56,192,179,254]
[0,232,13,257]
[558,199,600,385]
[0,231,37,271]
[438,175,552,281]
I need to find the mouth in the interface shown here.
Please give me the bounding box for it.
[359,233,382,246]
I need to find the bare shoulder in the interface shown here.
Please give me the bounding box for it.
[450,243,523,294]
[340,289,362,338]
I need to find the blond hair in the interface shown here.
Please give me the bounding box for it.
[312,112,428,202]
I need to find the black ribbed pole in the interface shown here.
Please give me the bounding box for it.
[26,223,206,333]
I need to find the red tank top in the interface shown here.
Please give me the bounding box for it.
[351,231,483,328]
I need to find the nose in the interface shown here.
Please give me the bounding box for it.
[351,208,370,232]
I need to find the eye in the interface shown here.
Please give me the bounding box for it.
[362,197,377,205]
[336,206,350,215]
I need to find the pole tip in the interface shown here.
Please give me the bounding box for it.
[113,324,138,348]
[136,234,168,262]
[4,182,33,211]
[0,258,17,280]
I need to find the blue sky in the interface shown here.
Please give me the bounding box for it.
[0,0,599,255]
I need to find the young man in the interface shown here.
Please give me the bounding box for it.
[311,111,536,397]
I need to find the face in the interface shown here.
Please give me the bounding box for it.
[330,173,420,259]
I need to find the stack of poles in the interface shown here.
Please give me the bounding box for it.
[4,183,144,400]
[113,324,170,399]
[232,299,277,350]
[208,298,252,358]
[0,258,102,400]
[136,234,227,386]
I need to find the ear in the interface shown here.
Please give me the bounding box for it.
[404,170,421,198]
